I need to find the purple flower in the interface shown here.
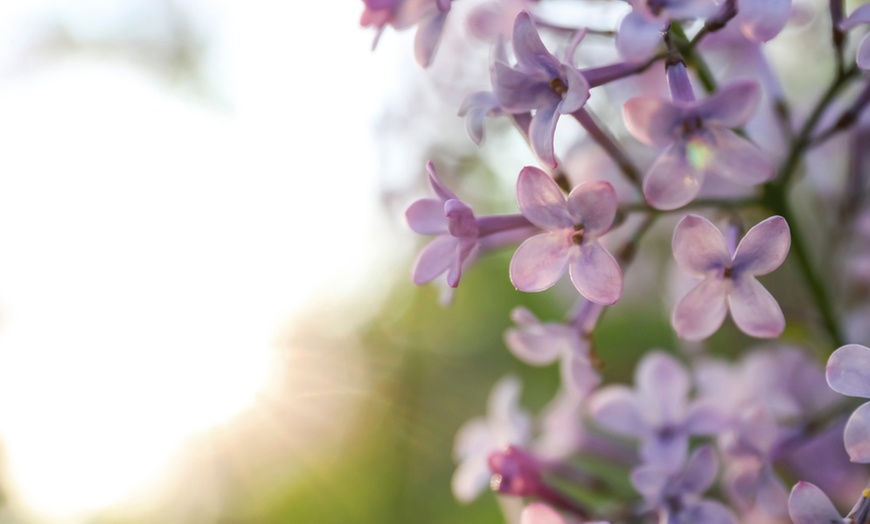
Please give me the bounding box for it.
[632,445,737,524]
[616,0,718,62]
[671,214,790,340]
[509,166,623,304]
[590,351,729,472]
[360,0,451,67]
[787,481,868,524]
[504,305,601,396]
[735,0,792,42]
[458,91,504,146]
[842,4,870,70]
[491,11,590,168]
[826,344,870,463]
[624,74,774,210]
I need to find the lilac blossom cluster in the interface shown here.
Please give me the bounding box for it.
[361,0,870,522]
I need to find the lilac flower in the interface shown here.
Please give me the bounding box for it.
[788,481,870,524]
[590,351,729,472]
[735,0,792,42]
[359,0,452,67]
[632,445,737,524]
[842,4,870,70]
[623,68,774,210]
[467,0,533,42]
[509,167,623,304]
[458,91,504,145]
[452,376,532,503]
[616,0,718,63]
[504,305,601,396]
[671,214,790,340]
[491,11,590,168]
[826,344,870,463]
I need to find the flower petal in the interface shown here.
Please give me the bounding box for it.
[426,161,457,201]
[636,351,689,426]
[512,11,560,76]
[696,80,761,128]
[684,400,731,435]
[412,235,456,284]
[788,481,844,524]
[406,198,448,234]
[459,91,501,145]
[559,65,590,114]
[827,344,870,398]
[616,11,666,63]
[516,166,572,229]
[566,181,617,237]
[414,11,448,67]
[452,455,491,503]
[729,275,785,338]
[510,232,570,292]
[841,3,870,30]
[589,385,648,438]
[623,97,682,146]
[672,277,729,341]
[844,402,870,462]
[529,101,561,169]
[643,142,703,210]
[569,242,623,305]
[631,464,669,501]
[488,376,532,445]
[676,445,718,495]
[492,61,557,113]
[858,34,870,70]
[737,0,791,42]
[561,350,600,397]
[705,127,774,185]
[732,216,790,276]
[520,503,566,524]
[681,500,738,524]
[672,214,731,275]
[504,326,564,365]
[640,432,688,472]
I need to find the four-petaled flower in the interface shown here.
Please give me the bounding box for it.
[360,0,452,67]
[826,344,870,463]
[509,166,622,305]
[624,79,774,210]
[492,11,590,168]
[788,481,870,524]
[671,214,790,340]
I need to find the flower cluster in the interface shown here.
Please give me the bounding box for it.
[360,0,870,522]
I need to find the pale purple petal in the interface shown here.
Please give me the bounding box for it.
[414,11,448,67]
[684,400,731,435]
[732,216,790,276]
[565,181,617,237]
[844,402,870,462]
[788,481,843,524]
[705,127,774,185]
[729,276,785,338]
[446,236,477,287]
[673,277,729,340]
[559,65,590,114]
[436,0,451,12]
[641,432,688,472]
[589,385,648,438]
[492,61,557,112]
[643,142,703,210]
[631,464,669,501]
[737,0,791,42]
[516,166,572,229]
[445,199,478,237]
[529,101,561,169]
[676,445,718,495]
[681,500,738,524]
[672,214,731,275]
[510,232,571,292]
[406,198,448,234]
[568,242,623,305]
[616,11,666,63]
[512,11,560,76]
[504,327,563,365]
[413,235,457,284]
[841,3,870,30]
[454,418,492,460]
[623,97,682,146]
[520,503,566,524]
[696,81,761,128]
[561,350,600,396]
[488,376,532,444]
[452,455,492,502]
[459,91,501,145]
[427,161,457,201]
[756,466,789,517]
[636,352,688,426]
[827,344,870,398]
[858,34,870,70]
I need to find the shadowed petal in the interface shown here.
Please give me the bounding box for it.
[520,503,566,524]
[589,385,648,438]
[788,481,844,524]
[676,445,718,495]
[413,235,457,284]
[510,232,570,292]
[512,11,560,76]
[643,142,703,210]
[641,432,688,472]
[732,216,790,276]
[493,61,556,112]
[681,500,738,524]
[445,199,478,237]
[844,402,870,462]
[529,102,561,168]
[616,11,666,63]
[631,464,669,501]
[516,166,572,229]
[673,214,731,275]
[566,181,617,237]
[696,81,761,127]
[738,0,791,42]
[705,127,774,185]
[415,11,448,67]
[827,344,870,398]
[569,242,623,305]
[623,97,682,146]
[559,65,590,114]
[673,277,729,340]
[406,198,448,234]
[729,276,785,338]
[637,352,688,425]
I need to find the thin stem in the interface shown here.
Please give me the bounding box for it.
[670,23,717,93]
[571,108,642,188]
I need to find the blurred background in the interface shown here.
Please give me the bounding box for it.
[0,0,845,523]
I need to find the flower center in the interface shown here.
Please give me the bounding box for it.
[723,266,734,279]
[572,224,585,245]
[550,77,568,95]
